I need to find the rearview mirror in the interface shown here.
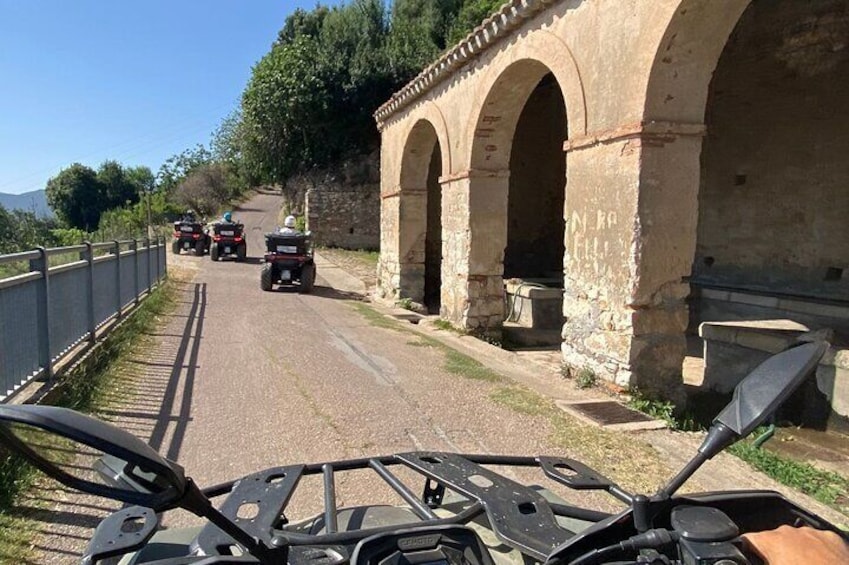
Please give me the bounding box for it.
[714,340,827,438]
[660,340,827,497]
[0,405,187,511]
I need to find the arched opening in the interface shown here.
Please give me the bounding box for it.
[398,120,443,310]
[691,1,849,337]
[465,60,568,344]
[505,73,566,282]
[639,0,849,427]
[424,143,442,313]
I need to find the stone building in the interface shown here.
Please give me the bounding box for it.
[374,0,849,414]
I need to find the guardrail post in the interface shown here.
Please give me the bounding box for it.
[82,242,96,344]
[145,237,152,292]
[30,247,52,381]
[131,239,140,306]
[114,240,122,319]
[155,237,161,284]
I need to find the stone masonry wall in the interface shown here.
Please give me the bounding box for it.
[694,0,849,300]
[287,151,380,250]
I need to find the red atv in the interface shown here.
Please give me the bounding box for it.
[260,232,316,292]
[210,222,247,262]
[172,220,210,255]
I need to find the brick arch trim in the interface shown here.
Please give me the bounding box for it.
[397,103,451,190]
[465,30,585,172]
[642,0,751,124]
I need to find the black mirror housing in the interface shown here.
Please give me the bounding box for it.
[0,405,187,511]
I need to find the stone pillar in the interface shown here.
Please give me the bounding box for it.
[630,125,705,397]
[560,123,703,398]
[440,170,508,333]
[377,186,429,303]
[398,188,427,302]
[377,190,401,300]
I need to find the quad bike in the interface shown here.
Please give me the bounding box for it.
[210,222,247,262]
[260,232,316,293]
[0,342,846,565]
[172,220,210,256]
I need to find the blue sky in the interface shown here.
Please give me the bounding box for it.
[0,1,341,195]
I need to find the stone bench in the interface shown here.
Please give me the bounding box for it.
[699,320,848,432]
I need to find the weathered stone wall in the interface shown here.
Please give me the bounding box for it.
[305,188,380,250]
[287,152,380,250]
[694,0,849,300]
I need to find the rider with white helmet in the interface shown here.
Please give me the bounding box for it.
[278,215,300,235]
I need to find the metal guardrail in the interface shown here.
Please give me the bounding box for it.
[0,238,168,402]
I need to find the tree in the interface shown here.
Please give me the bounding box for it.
[174,164,231,218]
[97,160,141,210]
[446,0,504,45]
[156,145,212,193]
[45,163,103,231]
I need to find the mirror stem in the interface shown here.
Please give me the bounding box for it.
[659,423,738,498]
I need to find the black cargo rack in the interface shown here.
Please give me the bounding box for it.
[197,452,632,562]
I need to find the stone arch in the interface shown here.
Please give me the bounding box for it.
[634,0,849,399]
[642,0,751,123]
[466,31,585,171]
[396,117,446,306]
[449,53,570,336]
[398,102,451,183]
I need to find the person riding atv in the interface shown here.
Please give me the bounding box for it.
[209,211,247,262]
[172,210,210,255]
[261,219,315,292]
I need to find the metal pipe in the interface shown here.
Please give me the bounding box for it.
[322,464,338,534]
[369,459,438,520]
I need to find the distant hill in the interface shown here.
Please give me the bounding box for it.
[0,190,52,217]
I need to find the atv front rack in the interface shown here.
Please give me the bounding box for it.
[196,452,632,562]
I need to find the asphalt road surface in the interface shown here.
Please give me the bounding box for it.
[17,191,847,564]
[21,192,626,563]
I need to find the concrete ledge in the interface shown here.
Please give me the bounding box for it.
[699,320,848,429]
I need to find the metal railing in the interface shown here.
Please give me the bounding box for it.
[0,238,168,402]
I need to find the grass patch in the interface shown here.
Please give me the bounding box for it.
[626,390,702,432]
[489,384,673,495]
[574,367,597,389]
[443,350,505,382]
[351,302,404,330]
[490,385,554,416]
[730,438,849,516]
[433,319,465,334]
[0,277,178,561]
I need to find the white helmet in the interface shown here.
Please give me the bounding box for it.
[284,215,296,228]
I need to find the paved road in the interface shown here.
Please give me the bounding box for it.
[18,191,847,563]
[21,192,625,563]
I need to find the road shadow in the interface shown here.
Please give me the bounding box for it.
[18,282,207,564]
[310,285,367,302]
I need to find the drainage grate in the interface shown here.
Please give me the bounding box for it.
[564,401,654,426]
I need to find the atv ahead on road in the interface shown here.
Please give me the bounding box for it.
[172,220,210,255]
[0,342,845,565]
[210,222,247,262]
[260,232,316,292]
